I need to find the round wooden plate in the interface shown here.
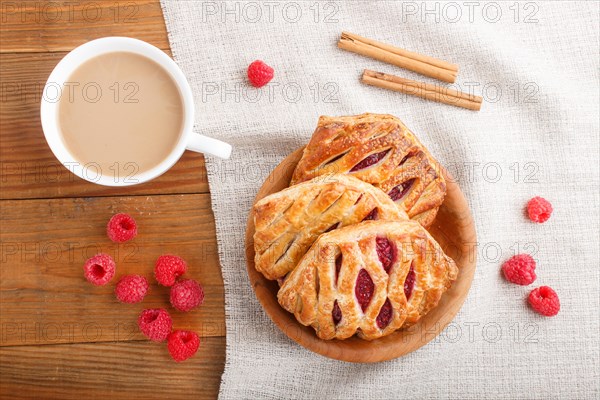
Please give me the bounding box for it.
[245,148,477,363]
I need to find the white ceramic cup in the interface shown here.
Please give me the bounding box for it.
[40,37,232,187]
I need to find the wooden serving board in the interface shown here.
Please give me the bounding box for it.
[245,148,477,363]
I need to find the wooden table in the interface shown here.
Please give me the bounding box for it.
[0,1,225,398]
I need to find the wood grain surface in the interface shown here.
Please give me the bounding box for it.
[246,148,477,362]
[0,337,225,399]
[0,0,170,53]
[0,194,225,347]
[0,1,226,398]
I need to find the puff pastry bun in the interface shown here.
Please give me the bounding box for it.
[277,220,458,340]
[290,113,446,228]
[253,174,407,281]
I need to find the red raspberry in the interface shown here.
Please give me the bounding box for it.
[170,279,204,312]
[115,275,149,303]
[138,308,172,342]
[528,286,560,316]
[167,330,200,362]
[527,196,553,223]
[247,60,274,88]
[501,254,536,285]
[154,255,187,286]
[83,253,116,285]
[107,213,138,243]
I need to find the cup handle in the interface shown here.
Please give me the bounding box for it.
[186,133,232,159]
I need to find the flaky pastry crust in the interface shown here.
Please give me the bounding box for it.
[277,220,458,340]
[290,113,446,227]
[253,174,407,281]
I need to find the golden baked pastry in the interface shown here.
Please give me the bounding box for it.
[253,174,407,281]
[290,113,446,228]
[277,220,458,340]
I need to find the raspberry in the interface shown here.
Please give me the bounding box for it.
[528,286,560,316]
[527,196,553,223]
[247,60,274,88]
[501,254,536,285]
[155,255,187,286]
[107,213,138,243]
[138,309,172,342]
[170,279,204,312]
[83,253,116,285]
[115,275,149,303]
[167,330,200,362]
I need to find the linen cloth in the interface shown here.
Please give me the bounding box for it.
[159,1,599,398]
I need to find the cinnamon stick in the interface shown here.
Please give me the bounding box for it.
[339,32,458,83]
[362,69,482,111]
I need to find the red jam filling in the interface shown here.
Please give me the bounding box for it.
[349,149,390,172]
[335,254,342,284]
[375,236,396,274]
[404,262,416,300]
[355,269,374,312]
[376,298,393,329]
[398,153,412,166]
[362,208,379,221]
[388,178,416,202]
[332,300,342,325]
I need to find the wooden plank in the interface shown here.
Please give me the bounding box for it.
[0,337,225,399]
[0,0,170,53]
[1,0,228,397]
[0,51,210,200]
[0,194,225,346]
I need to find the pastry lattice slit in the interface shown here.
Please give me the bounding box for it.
[350,149,390,172]
[388,178,416,202]
[275,235,297,265]
[376,299,393,329]
[332,300,342,325]
[362,208,378,221]
[375,236,396,274]
[355,269,374,312]
[320,150,350,168]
